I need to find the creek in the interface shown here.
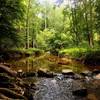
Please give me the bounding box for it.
[3,54,100,100]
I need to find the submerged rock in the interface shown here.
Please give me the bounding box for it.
[80,71,92,77]
[21,72,36,78]
[72,89,87,97]
[37,69,55,78]
[73,74,83,80]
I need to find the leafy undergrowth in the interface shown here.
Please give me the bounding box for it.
[13,48,44,56]
[59,47,100,58]
[59,47,100,66]
[0,48,44,61]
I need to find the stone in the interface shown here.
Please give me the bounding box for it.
[80,70,92,77]
[17,69,23,77]
[72,89,88,97]
[92,69,100,75]
[22,72,36,78]
[37,68,54,78]
[62,69,75,76]
[56,74,64,80]
[93,74,100,79]
[18,69,23,73]
[73,74,83,80]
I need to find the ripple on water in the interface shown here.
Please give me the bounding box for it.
[34,78,87,100]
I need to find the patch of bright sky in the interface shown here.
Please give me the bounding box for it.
[38,0,70,7]
[37,0,72,18]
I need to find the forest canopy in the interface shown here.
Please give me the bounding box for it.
[0,0,100,51]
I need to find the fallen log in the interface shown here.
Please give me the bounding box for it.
[0,64,17,77]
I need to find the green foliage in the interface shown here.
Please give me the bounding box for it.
[0,0,25,50]
[36,29,54,49]
[60,46,100,58]
[0,0,100,53]
[60,47,88,57]
[95,0,100,32]
[13,47,44,55]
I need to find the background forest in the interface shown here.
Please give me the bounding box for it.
[0,0,100,56]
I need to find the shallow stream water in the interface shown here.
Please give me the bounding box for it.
[6,54,88,73]
[4,54,100,100]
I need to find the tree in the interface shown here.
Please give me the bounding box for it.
[25,0,31,49]
[82,0,96,47]
[95,0,100,33]
[0,0,25,50]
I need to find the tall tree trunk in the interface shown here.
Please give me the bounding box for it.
[44,1,47,29]
[26,0,31,49]
[89,0,94,48]
[71,8,80,45]
[83,0,94,48]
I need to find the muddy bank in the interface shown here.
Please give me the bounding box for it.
[47,51,100,67]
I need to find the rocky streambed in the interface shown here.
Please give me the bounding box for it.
[33,69,100,100]
[0,64,100,100]
[34,78,87,100]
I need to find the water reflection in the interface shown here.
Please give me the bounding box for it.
[6,55,88,73]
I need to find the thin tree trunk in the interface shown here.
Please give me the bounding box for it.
[83,0,94,48]
[89,0,94,48]
[44,1,47,29]
[26,0,31,49]
[71,8,79,46]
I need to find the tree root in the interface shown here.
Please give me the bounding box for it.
[0,64,17,77]
[0,88,27,100]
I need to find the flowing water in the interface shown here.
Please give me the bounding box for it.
[4,54,100,100]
